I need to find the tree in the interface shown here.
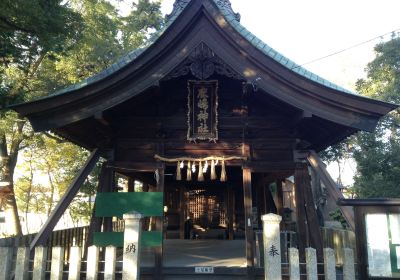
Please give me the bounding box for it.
[0,0,83,236]
[352,35,400,198]
[1,0,163,235]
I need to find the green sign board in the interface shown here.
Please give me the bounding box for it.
[95,192,163,217]
[93,192,164,247]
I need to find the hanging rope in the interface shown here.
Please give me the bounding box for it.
[154,155,246,162]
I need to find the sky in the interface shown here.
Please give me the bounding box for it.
[161,0,400,92]
[159,0,400,185]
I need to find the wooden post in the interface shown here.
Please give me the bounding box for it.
[87,162,110,248]
[227,186,234,240]
[305,247,318,280]
[68,246,82,280]
[179,186,185,239]
[294,163,308,261]
[303,166,324,262]
[243,167,254,276]
[154,164,165,279]
[289,248,300,280]
[104,246,116,280]
[276,180,284,216]
[323,248,336,280]
[51,246,65,280]
[0,247,13,279]
[33,246,48,280]
[86,246,100,280]
[15,247,29,280]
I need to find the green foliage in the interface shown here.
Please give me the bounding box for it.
[352,35,400,198]
[329,208,348,229]
[3,0,164,231]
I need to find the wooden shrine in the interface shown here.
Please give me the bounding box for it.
[9,0,397,277]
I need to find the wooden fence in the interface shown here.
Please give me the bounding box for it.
[0,244,356,280]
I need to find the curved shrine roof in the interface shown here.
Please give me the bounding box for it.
[9,0,398,149]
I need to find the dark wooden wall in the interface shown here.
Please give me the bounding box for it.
[104,74,297,166]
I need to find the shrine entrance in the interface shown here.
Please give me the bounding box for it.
[160,165,248,269]
[164,165,244,242]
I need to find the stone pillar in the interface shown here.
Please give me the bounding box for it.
[14,247,29,280]
[0,247,13,279]
[104,246,116,280]
[68,246,82,280]
[305,248,317,280]
[289,248,300,280]
[262,213,282,280]
[86,246,100,280]
[343,248,355,280]
[123,211,143,280]
[323,248,336,280]
[51,246,65,280]
[33,246,48,280]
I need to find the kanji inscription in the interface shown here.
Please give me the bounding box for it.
[187,80,218,142]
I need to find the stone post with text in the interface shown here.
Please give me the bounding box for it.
[262,213,282,280]
[123,211,144,280]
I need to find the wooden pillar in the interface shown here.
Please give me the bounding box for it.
[227,186,234,240]
[154,164,165,279]
[294,163,308,261]
[294,163,324,262]
[179,186,185,239]
[276,180,284,216]
[242,167,254,276]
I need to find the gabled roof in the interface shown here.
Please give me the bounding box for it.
[9,0,398,143]
[22,0,353,100]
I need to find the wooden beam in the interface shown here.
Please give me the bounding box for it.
[307,151,355,230]
[30,149,100,250]
[107,161,163,172]
[242,168,255,277]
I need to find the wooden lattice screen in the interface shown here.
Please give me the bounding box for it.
[188,189,226,228]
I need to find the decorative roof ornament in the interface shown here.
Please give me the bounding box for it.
[167,0,240,22]
[215,0,241,21]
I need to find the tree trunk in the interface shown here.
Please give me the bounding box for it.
[0,132,22,236]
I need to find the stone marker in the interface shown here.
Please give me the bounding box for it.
[104,246,117,280]
[289,247,300,280]
[86,246,100,280]
[306,247,317,280]
[51,246,65,280]
[122,211,144,280]
[15,247,29,280]
[343,248,355,280]
[33,246,48,280]
[0,247,13,280]
[68,246,82,280]
[323,248,336,280]
[262,213,282,280]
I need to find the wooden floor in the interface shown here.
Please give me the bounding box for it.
[141,239,247,267]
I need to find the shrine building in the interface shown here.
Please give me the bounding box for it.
[10,0,397,278]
